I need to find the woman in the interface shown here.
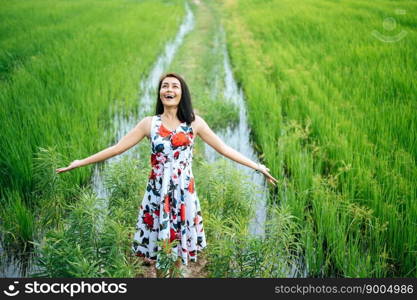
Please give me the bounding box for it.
[56,72,277,277]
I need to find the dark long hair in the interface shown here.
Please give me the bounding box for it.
[155,72,195,125]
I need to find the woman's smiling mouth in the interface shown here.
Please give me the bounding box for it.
[164,94,175,100]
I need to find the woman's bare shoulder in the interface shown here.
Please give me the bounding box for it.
[191,113,204,135]
[138,115,153,139]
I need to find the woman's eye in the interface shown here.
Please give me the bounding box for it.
[161,84,179,89]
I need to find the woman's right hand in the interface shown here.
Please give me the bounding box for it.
[257,163,278,186]
[55,160,84,174]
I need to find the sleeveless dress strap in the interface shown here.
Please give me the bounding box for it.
[150,115,157,139]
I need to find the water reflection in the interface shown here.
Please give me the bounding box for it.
[203,27,268,238]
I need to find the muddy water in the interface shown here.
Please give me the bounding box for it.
[203,27,268,238]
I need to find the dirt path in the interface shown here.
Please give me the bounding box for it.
[135,252,209,278]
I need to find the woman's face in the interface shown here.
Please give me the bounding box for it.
[160,77,182,108]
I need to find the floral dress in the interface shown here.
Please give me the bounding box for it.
[132,114,207,268]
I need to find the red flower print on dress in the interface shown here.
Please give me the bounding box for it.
[151,153,158,166]
[170,228,178,243]
[158,124,172,137]
[132,115,207,263]
[180,204,186,221]
[171,132,191,147]
[143,212,154,229]
[149,169,157,180]
[164,194,170,213]
[157,152,167,164]
[188,177,195,193]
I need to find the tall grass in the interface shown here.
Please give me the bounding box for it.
[31,187,142,277]
[195,159,303,277]
[31,151,151,277]
[0,189,36,253]
[219,0,416,276]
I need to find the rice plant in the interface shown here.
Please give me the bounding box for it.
[0,189,36,252]
[31,187,141,277]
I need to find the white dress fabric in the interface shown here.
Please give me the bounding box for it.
[132,114,207,268]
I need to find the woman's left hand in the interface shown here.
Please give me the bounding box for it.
[257,164,278,186]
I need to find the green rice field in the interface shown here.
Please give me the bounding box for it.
[0,0,416,278]
[220,0,416,277]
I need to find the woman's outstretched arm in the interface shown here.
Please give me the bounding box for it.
[56,116,151,173]
[195,115,278,186]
